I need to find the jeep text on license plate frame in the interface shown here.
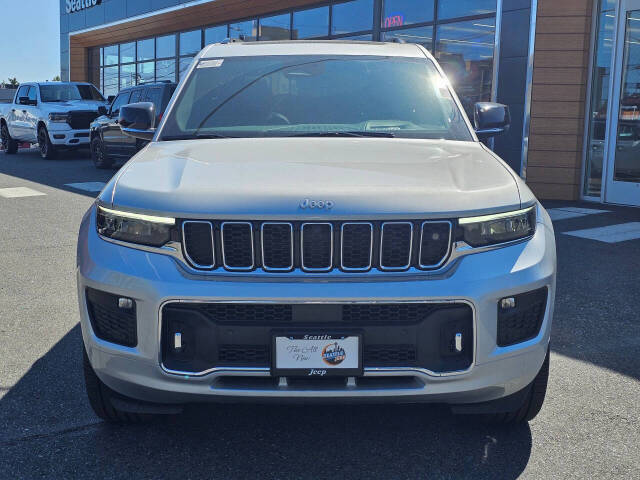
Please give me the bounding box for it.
[271,333,363,377]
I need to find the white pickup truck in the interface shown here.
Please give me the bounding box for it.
[0,82,108,159]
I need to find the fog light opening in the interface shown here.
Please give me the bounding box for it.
[118,297,134,310]
[500,297,516,310]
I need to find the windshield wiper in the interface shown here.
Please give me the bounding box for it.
[162,133,234,141]
[289,131,395,138]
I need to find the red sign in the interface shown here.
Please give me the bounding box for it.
[384,15,404,28]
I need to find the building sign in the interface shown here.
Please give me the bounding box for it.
[384,14,404,28]
[66,0,101,14]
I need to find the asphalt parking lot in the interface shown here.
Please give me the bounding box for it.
[0,148,638,479]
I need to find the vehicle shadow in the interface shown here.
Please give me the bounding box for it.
[0,149,121,198]
[543,202,640,382]
[0,325,532,480]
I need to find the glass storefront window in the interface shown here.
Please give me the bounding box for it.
[179,57,195,80]
[584,0,616,197]
[90,0,498,107]
[229,20,257,41]
[156,34,176,59]
[120,64,135,89]
[103,66,118,96]
[137,61,155,84]
[293,7,329,39]
[260,14,292,40]
[205,25,228,45]
[437,0,496,21]
[613,11,640,184]
[332,0,374,35]
[119,42,135,64]
[137,38,154,61]
[382,25,433,49]
[156,59,176,82]
[435,19,495,115]
[382,0,434,28]
[180,30,202,56]
[104,45,118,66]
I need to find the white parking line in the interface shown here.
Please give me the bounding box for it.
[564,222,640,243]
[0,187,46,198]
[65,182,106,192]
[547,207,610,221]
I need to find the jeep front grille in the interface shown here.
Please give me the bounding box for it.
[180,220,453,273]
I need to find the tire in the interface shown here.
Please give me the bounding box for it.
[83,347,151,424]
[37,125,57,159]
[1,122,18,154]
[485,347,550,424]
[90,136,113,169]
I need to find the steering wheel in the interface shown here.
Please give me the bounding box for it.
[267,112,291,125]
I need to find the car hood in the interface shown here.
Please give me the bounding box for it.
[107,138,523,219]
[46,100,106,112]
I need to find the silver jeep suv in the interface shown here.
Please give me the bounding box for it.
[77,41,556,424]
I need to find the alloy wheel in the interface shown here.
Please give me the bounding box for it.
[1,125,8,149]
[38,129,48,157]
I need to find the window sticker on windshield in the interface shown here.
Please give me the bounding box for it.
[198,59,224,69]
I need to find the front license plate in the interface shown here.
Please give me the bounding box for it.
[272,334,362,377]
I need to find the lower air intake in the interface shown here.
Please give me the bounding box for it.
[497,287,548,347]
[85,288,137,347]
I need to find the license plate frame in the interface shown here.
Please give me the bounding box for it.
[271,332,363,377]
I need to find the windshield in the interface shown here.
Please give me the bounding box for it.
[40,84,105,102]
[160,55,473,141]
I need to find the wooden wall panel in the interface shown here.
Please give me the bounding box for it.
[527,0,593,200]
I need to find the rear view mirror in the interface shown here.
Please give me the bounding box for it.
[119,102,156,141]
[474,102,511,140]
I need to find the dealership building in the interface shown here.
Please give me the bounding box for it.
[60,0,638,206]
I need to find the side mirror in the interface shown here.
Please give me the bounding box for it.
[97,105,108,116]
[474,102,510,140]
[107,95,116,104]
[119,102,156,141]
[18,96,30,105]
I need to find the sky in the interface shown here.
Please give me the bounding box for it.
[0,0,60,83]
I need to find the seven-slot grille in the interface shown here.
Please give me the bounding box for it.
[180,220,453,273]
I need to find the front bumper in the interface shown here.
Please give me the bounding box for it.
[47,123,90,146]
[77,205,556,405]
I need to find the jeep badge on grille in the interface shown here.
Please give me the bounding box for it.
[299,198,334,210]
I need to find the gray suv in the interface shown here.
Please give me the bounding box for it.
[77,41,556,424]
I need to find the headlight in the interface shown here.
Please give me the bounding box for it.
[96,206,174,247]
[458,206,536,247]
[48,113,69,123]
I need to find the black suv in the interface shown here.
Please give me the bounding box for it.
[89,82,176,168]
